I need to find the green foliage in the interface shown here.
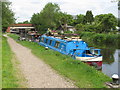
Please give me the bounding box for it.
[95,13,117,33]
[30,3,75,32]
[30,3,118,34]
[83,24,96,32]
[8,33,19,40]
[2,2,15,31]
[18,20,31,24]
[118,18,120,27]
[92,34,106,44]
[75,24,96,32]
[75,14,85,24]
[77,31,120,48]
[84,10,94,24]
[40,3,60,28]
[118,1,120,10]
[75,24,84,31]
[31,3,61,33]
[75,13,117,33]
[64,30,73,34]
[58,12,74,30]
[82,16,87,24]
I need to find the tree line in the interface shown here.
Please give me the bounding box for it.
[30,3,118,34]
[1,2,119,34]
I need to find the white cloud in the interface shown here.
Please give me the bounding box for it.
[9,0,118,22]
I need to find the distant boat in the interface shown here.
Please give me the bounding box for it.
[39,34,102,69]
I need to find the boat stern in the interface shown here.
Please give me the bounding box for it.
[76,56,102,69]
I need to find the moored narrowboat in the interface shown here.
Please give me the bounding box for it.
[39,34,102,69]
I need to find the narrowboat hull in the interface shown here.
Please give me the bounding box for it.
[76,56,102,68]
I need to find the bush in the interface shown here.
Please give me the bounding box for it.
[76,31,119,48]
[92,34,106,44]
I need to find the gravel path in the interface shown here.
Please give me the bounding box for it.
[7,37,76,88]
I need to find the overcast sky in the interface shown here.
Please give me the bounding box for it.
[9,0,118,22]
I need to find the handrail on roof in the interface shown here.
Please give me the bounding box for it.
[44,33,81,41]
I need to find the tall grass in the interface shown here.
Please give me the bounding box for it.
[2,37,25,88]
[9,34,111,88]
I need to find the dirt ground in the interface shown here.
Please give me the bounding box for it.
[7,37,76,88]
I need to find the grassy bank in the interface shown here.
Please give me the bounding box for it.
[9,33,111,88]
[76,31,120,48]
[2,36,26,88]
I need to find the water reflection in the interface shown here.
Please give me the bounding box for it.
[82,38,120,81]
[101,49,115,64]
[102,49,120,79]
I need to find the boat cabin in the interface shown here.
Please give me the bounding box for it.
[39,35,101,58]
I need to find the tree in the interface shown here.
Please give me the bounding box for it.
[2,2,15,31]
[30,3,61,33]
[75,24,84,31]
[18,20,31,24]
[31,3,75,32]
[118,1,120,28]
[23,20,30,24]
[84,10,94,24]
[118,1,120,10]
[95,14,117,33]
[31,13,44,33]
[82,16,87,24]
[75,14,84,24]
[118,18,120,27]
[39,3,60,29]
[58,12,73,30]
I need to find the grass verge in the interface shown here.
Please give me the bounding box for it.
[2,36,27,88]
[9,33,112,88]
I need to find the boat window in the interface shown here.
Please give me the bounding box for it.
[49,40,52,45]
[55,41,60,48]
[94,50,99,54]
[41,37,44,42]
[86,50,91,54]
[45,39,48,43]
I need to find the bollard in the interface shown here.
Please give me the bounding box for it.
[112,74,119,85]
[45,47,48,50]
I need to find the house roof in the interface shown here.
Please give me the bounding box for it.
[10,24,33,27]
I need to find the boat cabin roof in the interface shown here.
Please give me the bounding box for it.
[41,35,83,43]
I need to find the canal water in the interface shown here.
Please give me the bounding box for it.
[85,39,120,82]
[102,48,120,81]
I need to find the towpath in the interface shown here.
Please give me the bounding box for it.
[7,37,76,88]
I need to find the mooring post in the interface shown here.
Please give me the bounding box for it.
[112,74,119,85]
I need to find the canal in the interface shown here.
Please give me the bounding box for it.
[83,38,120,82]
[102,48,120,82]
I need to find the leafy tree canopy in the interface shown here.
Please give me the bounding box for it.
[84,10,94,24]
[95,13,117,33]
[2,2,15,30]
[18,20,31,24]
[30,3,61,33]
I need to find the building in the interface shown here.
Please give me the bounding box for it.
[6,24,35,34]
[66,25,76,33]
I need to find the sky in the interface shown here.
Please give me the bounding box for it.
[9,0,118,22]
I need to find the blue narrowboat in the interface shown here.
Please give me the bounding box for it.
[39,34,102,68]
